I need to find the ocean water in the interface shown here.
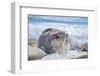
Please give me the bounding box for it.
[28,22,88,45]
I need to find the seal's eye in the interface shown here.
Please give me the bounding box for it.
[52,33,59,39]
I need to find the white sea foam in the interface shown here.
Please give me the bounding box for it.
[41,50,88,60]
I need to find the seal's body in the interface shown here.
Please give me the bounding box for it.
[38,28,70,54]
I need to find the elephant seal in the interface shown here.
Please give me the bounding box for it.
[81,42,88,51]
[38,28,70,54]
[28,46,47,60]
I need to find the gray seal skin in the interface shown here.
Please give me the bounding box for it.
[38,28,70,54]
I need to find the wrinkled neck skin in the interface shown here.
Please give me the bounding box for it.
[51,36,70,54]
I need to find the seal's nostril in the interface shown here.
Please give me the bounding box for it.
[55,35,59,39]
[52,33,59,39]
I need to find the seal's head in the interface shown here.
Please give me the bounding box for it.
[38,28,70,54]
